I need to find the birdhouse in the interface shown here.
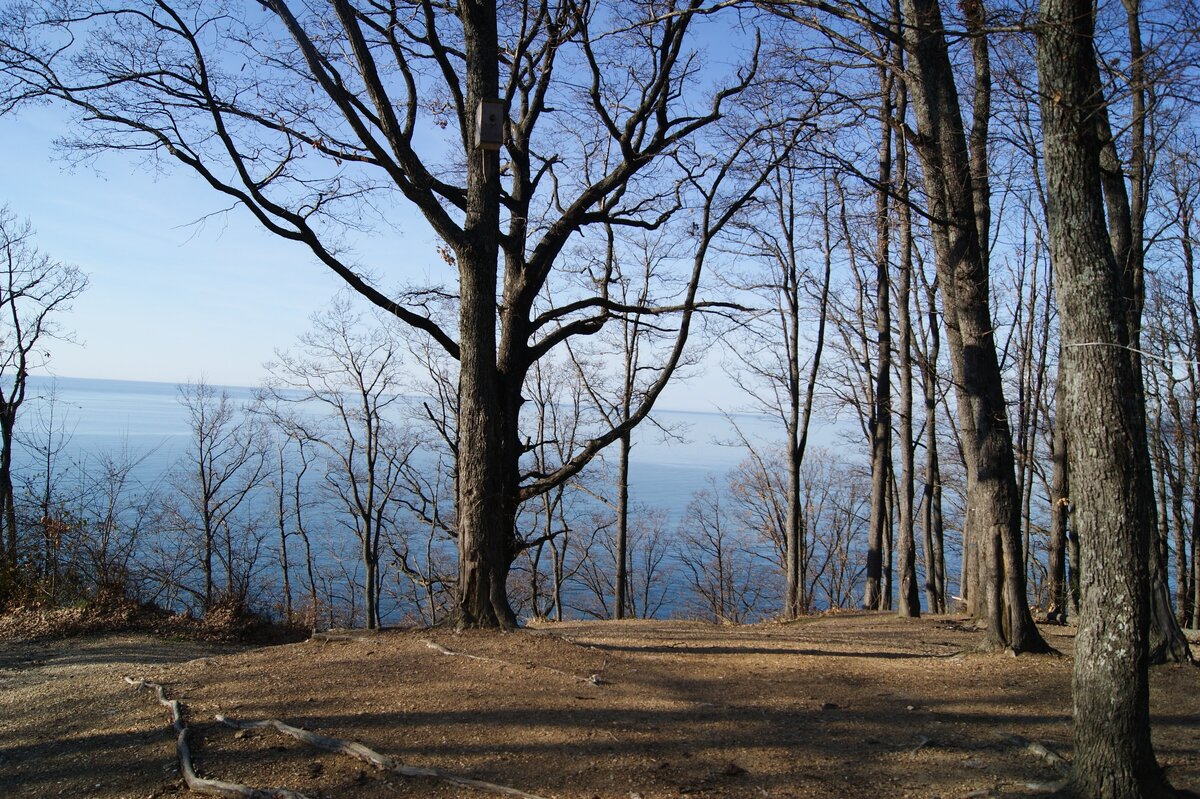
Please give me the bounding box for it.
[475,99,505,151]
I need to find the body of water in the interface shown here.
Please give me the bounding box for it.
[12,375,841,623]
[17,375,792,518]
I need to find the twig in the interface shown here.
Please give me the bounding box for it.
[124,677,309,799]
[217,715,549,799]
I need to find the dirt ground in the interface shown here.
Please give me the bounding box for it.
[1,613,1198,799]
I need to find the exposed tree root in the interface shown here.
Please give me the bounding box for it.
[422,638,606,685]
[124,677,309,799]
[306,631,375,643]
[217,714,549,799]
[1002,733,1070,775]
[1002,732,1071,793]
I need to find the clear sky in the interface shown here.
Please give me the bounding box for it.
[0,106,742,414]
[2,105,356,387]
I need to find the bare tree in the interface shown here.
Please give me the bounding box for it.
[726,139,837,619]
[864,22,896,613]
[575,501,673,620]
[802,451,869,610]
[15,380,77,598]
[262,298,417,630]
[264,431,321,627]
[679,480,774,624]
[515,354,606,622]
[169,380,268,612]
[70,441,164,603]
[565,224,694,620]
[0,208,87,604]
[0,0,790,628]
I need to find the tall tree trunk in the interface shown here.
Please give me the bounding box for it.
[1161,377,1190,626]
[364,536,378,630]
[203,513,214,610]
[0,409,16,607]
[785,175,833,618]
[1180,189,1199,627]
[864,60,895,612]
[894,48,919,617]
[453,0,520,629]
[901,0,1048,652]
[895,228,919,616]
[276,454,293,623]
[614,432,631,620]
[1038,0,1174,791]
[1088,0,1192,662]
[0,410,16,566]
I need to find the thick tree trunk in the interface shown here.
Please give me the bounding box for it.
[202,513,214,609]
[453,240,519,629]
[1038,0,1175,792]
[452,0,521,630]
[1186,204,1200,627]
[364,544,378,630]
[1194,526,1200,630]
[900,0,1048,652]
[1087,1,1192,663]
[454,347,520,629]
[784,429,803,617]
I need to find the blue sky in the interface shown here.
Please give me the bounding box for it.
[2,105,355,386]
[1,106,741,413]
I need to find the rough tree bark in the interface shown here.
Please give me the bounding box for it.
[899,0,1048,652]
[1038,0,1177,792]
[1086,0,1193,662]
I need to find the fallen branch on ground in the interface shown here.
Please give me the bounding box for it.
[422,639,605,685]
[124,677,308,799]
[217,714,549,799]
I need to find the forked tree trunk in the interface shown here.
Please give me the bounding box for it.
[918,267,946,613]
[784,177,833,618]
[1038,0,1175,792]
[900,0,1048,652]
